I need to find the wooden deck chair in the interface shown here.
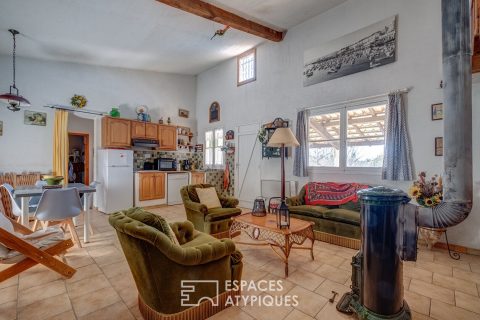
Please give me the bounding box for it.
[0,213,76,282]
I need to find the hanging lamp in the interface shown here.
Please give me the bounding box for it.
[0,29,30,111]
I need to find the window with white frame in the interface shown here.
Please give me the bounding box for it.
[237,48,256,86]
[308,99,387,171]
[205,128,224,168]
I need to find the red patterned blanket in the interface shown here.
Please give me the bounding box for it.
[304,182,369,206]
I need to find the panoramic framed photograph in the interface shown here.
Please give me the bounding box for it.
[431,103,443,120]
[178,108,189,118]
[435,137,443,156]
[303,16,397,86]
[24,110,47,126]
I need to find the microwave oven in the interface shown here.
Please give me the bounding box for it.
[156,158,177,171]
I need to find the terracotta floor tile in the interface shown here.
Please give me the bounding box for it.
[17,293,72,320]
[432,273,478,296]
[315,302,352,320]
[0,285,17,305]
[18,266,62,292]
[314,264,350,284]
[0,301,17,320]
[415,261,452,277]
[0,276,18,290]
[284,309,315,320]
[18,280,66,308]
[100,260,130,279]
[455,291,480,314]
[66,273,111,299]
[66,263,103,284]
[208,306,254,320]
[453,267,480,284]
[409,279,455,305]
[404,289,431,315]
[78,301,135,320]
[314,279,350,303]
[70,286,121,317]
[403,265,433,283]
[45,310,76,320]
[430,299,480,320]
[410,310,435,320]
[241,294,293,320]
[287,285,327,317]
[287,269,325,291]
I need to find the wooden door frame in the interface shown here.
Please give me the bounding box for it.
[68,132,90,185]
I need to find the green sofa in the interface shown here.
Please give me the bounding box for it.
[180,184,242,239]
[287,185,362,249]
[109,207,243,320]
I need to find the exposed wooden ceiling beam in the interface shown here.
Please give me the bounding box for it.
[155,0,285,42]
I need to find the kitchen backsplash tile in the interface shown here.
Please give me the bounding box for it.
[133,150,204,170]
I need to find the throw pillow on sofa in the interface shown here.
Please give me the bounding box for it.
[196,187,222,209]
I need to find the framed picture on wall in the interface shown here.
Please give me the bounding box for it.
[178,108,189,118]
[209,101,220,123]
[0,120,3,136]
[24,110,47,126]
[431,103,443,120]
[435,137,443,156]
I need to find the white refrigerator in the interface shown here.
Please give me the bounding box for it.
[97,149,133,214]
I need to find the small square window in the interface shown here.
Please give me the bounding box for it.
[237,48,256,86]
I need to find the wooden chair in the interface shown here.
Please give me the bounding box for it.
[0,185,15,220]
[0,215,76,282]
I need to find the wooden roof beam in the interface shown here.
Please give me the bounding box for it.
[155,0,285,42]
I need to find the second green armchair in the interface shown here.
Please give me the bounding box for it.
[180,184,242,238]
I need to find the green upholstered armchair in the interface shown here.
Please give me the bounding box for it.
[109,208,243,320]
[180,184,242,239]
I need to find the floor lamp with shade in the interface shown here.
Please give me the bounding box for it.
[267,127,300,228]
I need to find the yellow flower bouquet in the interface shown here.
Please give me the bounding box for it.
[409,172,443,207]
[71,94,87,109]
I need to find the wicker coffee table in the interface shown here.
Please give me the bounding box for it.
[229,213,315,277]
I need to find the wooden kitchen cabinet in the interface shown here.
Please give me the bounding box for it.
[191,172,205,184]
[131,121,146,139]
[158,125,177,150]
[102,117,131,148]
[145,123,158,139]
[139,172,165,201]
[132,121,158,139]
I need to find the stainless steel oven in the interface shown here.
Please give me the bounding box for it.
[156,158,177,171]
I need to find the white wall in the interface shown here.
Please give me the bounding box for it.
[196,0,480,248]
[0,56,197,173]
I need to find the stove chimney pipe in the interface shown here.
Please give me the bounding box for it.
[418,0,473,229]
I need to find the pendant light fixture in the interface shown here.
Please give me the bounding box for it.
[0,29,30,111]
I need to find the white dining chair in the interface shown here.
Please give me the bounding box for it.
[33,188,84,248]
[28,180,47,210]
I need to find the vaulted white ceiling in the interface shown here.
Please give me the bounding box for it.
[0,0,347,75]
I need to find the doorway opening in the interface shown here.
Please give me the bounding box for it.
[68,132,90,184]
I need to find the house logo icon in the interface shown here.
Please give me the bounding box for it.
[180,280,220,307]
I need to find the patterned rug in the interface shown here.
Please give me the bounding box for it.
[305,182,369,205]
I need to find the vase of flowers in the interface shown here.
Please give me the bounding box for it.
[409,172,443,207]
[71,94,87,109]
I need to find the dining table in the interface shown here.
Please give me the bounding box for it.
[13,183,96,243]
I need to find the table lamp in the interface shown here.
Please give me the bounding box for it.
[267,127,300,228]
